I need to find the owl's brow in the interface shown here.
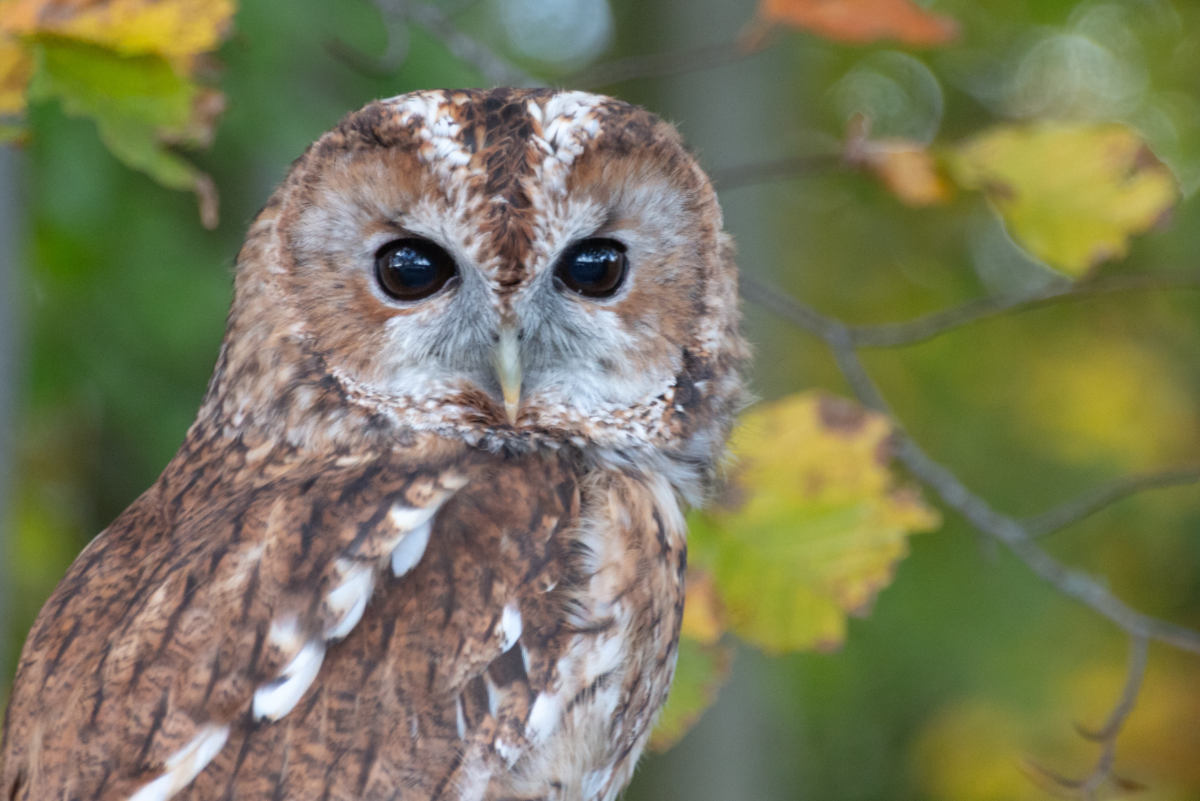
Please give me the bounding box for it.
[376,89,615,291]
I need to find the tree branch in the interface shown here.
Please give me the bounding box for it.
[1025,635,1149,800]
[846,273,1200,348]
[742,273,1200,657]
[1025,466,1200,538]
[344,12,1198,783]
[709,152,842,192]
[566,40,761,90]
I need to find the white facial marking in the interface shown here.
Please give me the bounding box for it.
[324,563,374,640]
[497,602,522,653]
[253,640,326,721]
[532,91,606,194]
[127,724,230,801]
[384,91,476,185]
[391,519,433,577]
[525,691,562,745]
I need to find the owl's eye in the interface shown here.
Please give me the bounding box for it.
[375,239,458,301]
[554,239,628,299]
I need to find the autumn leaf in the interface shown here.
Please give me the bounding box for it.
[754,0,958,47]
[1,0,234,226]
[650,635,733,752]
[947,124,1179,277]
[690,392,940,654]
[1,0,234,61]
[26,37,221,225]
[844,114,953,207]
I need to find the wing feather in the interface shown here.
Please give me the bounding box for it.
[0,441,582,801]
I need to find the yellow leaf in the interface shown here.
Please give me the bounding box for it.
[0,35,33,115]
[949,124,1179,277]
[1,0,235,61]
[756,0,958,46]
[691,392,940,654]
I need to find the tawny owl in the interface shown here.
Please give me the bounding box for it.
[0,88,746,801]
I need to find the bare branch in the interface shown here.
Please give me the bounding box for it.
[1025,466,1200,538]
[1025,636,1149,801]
[709,152,842,192]
[848,273,1200,348]
[566,40,762,90]
[741,273,1200,657]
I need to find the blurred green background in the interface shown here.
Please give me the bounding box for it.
[4,0,1200,798]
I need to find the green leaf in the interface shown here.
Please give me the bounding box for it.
[691,391,940,654]
[26,37,219,226]
[947,124,1179,277]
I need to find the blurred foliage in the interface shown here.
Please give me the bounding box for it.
[947,123,1179,274]
[690,392,939,655]
[4,0,1200,798]
[2,0,235,224]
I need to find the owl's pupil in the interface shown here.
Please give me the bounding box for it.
[375,238,457,301]
[391,250,435,286]
[555,239,628,299]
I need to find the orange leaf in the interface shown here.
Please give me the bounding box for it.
[844,114,952,207]
[759,0,959,46]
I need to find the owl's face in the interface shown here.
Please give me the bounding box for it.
[218,90,744,480]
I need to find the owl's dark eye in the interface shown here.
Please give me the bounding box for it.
[554,238,628,299]
[375,238,457,301]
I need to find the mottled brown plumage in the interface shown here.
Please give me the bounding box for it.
[1,89,746,801]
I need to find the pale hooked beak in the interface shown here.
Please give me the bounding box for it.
[492,325,522,426]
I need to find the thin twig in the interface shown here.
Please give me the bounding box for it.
[709,153,842,192]
[567,40,760,90]
[1025,636,1150,800]
[1025,466,1200,538]
[742,273,1200,657]
[847,273,1200,348]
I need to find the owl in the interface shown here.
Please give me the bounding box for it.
[0,88,747,801]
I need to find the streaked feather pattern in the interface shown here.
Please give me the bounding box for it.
[1,88,746,801]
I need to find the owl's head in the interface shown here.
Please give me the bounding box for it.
[205,89,746,492]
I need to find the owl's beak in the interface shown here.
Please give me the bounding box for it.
[492,325,522,426]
